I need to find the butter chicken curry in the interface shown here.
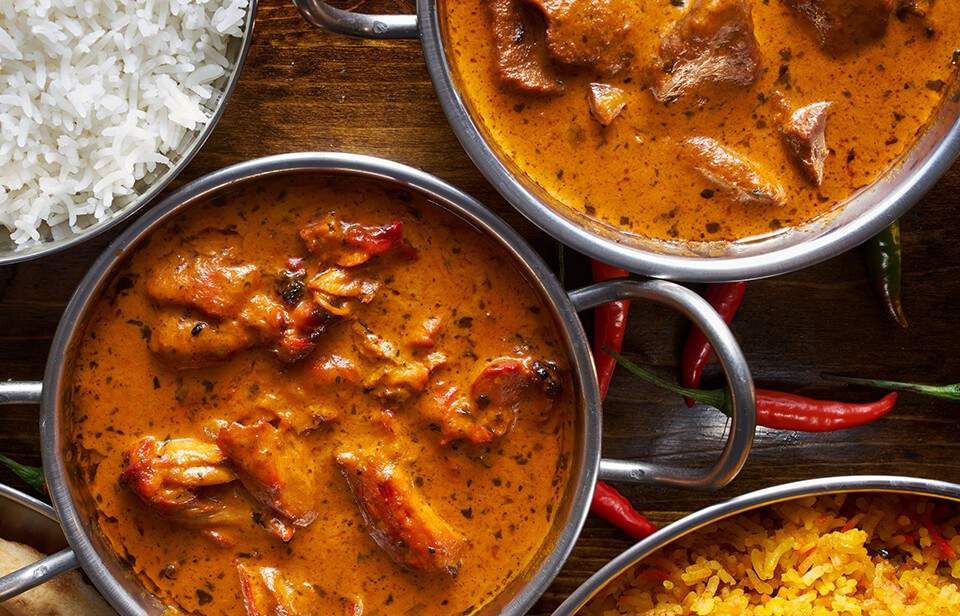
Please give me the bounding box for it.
[443,0,960,242]
[66,174,575,614]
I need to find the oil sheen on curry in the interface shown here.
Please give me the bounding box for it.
[443,0,960,242]
[66,174,575,615]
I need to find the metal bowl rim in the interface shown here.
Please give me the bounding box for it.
[0,0,260,266]
[417,0,960,282]
[552,474,960,615]
[39,151,602,616]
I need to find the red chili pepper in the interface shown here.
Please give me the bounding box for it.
[920,512,957,560]
[592,481,658,540]
[606,346,899,432]
[587,261,655,541]
[590,260,630,401]
[752,390,898,431]
[681,282,746,407]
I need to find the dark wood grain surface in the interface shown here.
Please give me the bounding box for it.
[2,1,959,613]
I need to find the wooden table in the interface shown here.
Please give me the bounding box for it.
[2,1,959,613]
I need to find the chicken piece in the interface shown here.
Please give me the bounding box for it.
[300,214,406,267]
[420,357,564,445]
[587,83,628,126]
[149,309,259,370]
[488,0,565,94]
[120,436,237,517]
[651,0,762,103]
[237,564,364,616]
[237,563,300,616]
[781,101,832,187]
[241,293,334,363]
[678,136,788,207]
[335,449,466,575]
[354,323,447,405]
[145,249,260,319]
[188,489,298,547]
[217,420,322,526]
[120,436,296,544]
[306,353,361,386]
[307,266,381,316]
[408,316,443,348]
[783,0,894,55]
[523,0,634,75]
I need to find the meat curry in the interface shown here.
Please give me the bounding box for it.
[442,0,960,242]
[65,173,575,614]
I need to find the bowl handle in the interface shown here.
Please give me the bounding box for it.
[292,0,419,39]
[569,278,756,491]
[0,382,42,405]
[0,547,81,602]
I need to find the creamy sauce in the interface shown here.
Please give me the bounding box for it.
[66,174,575,615]
[443,1,960,242]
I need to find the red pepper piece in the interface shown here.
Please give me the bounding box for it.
[591,481,658,540]
[590,260,630,401]
[681,282,746,406]
[921,511,957,560]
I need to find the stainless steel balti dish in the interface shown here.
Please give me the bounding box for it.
[291,0,960,282]
[0,153,755,615]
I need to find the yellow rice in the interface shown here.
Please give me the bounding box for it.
[579,493,960,615]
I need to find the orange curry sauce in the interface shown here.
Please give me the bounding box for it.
[66,174,575,615]
[442,0,960,242]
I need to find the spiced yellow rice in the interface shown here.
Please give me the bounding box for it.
[579,493,960,615]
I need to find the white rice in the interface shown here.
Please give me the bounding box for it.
[0,0,249,248]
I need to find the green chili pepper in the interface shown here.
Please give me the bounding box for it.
[0,454,45,494]
[863,219,907,328]
[823,373,960,402]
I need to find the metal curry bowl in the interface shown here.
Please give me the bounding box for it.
[552,475,960,615]
[291,1,960,282]
[0,0,258,265]
[0,153,756,615]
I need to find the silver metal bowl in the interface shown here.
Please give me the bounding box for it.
[0,483,65,556]
[552,475,960,615]
[292,1,960,282]
[0,0,259,266]
[0,152,756,615]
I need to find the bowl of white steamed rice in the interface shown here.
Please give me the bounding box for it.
[0,0,257,263]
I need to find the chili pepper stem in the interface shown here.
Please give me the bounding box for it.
[601,346,729,410]
[822,373,960,402]
[0,454,45,494]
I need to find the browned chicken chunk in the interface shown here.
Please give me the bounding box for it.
[336,449,466,575]
[149,310,259,370]
[120,436,296,545]
[307,266,381,316]
[678,136,788,207]
[783,0,894,55]
[523,0,634,75]
[145,248,259,320]
[217,420,322,526]
[587,83,628,126]
[651,0,762,103]
[300,214,406,267]
[781,101,832,187]
[121,436,237,516]
[488,0,564,94]
[419,356,563,445]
